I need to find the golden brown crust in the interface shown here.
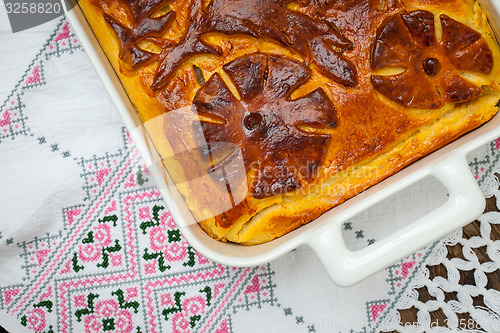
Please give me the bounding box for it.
[371,10,493,108]
[193,53,337,200]
[79,0,500,245]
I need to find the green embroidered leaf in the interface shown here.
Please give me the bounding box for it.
[112,289,125,302]
[97,240,122,268]
[174,291,185,308]
[136,166,149,185]
[157,255,170,272]
[199,286,212,307]
[99,215,118,227]
[72,252,84,272]
[167,230,181,243]
[75,293,99,322]
[21,315,27,326]
[143,249,171,271]
[139,221,156,235]
[152,205,164,223]
[102,318,115,331]
[162,307,177,321]
[97,251,109,269]
[75,307,92,322]
[183,247,196,268]
[190,315,201,328]
[87,293,99,311]
[112,289,140,314]
[106,240,122,253]
[125,300,140,314]
[162,291,185,321]
[34,300,53,313]
[143,248,159,261]
[139,206,164,234]
[81,231,94,244]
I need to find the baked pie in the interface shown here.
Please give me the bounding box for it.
[80,0,500,244]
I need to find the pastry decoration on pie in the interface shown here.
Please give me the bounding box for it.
[150,0,358,90]
[371,10,494,108]
[99,0,176,69]
[193,53,337,199]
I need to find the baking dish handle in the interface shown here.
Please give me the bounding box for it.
[307,153,485,287]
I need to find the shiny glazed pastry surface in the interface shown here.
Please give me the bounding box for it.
[80,0,500,244]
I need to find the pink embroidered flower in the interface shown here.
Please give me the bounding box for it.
[160,293,174,308]
[163,243,188,262]
[114,309,134,332]
[25,308,46,332]
[95,300,119,318]
[182,296,206,315]
[138,207,151,220]
[110,254,123,267]
[172,313,191,333]
[161,211,176,229]
[84,300,134,333]
[125,287,138,300]
[149,227,167,252]
[84,314,102,332]
[144,261,158,275]
[74,295,87,308]
[78,243,102,263]
[93,224,112,247]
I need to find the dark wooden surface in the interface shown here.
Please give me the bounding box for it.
[382,195,500,332]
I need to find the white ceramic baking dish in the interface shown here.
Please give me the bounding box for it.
[63,0,500,287]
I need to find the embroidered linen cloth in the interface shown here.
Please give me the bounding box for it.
[2,13,500,333]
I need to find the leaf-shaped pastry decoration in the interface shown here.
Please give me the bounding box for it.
[371,10,493,109]
[150,0,357,91]
[99,0,175,68]
[193,53,337,199]
[150,0,220,91]
[201,0,357,85]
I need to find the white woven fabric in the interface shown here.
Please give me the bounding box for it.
[1,7,500,333]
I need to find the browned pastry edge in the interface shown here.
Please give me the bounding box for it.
[194,53,337,201]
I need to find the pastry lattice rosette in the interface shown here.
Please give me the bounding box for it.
[193,53,337,199]
[371,10,493,109]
